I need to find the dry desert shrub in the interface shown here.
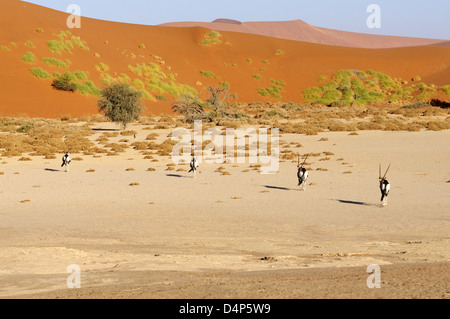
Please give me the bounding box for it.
[343,171,352,174]
[147,167,156,171]
[121,130,137,136]
[425,121,447,131]
[18,157,32,161]
[131,141,149,150]
[150,138,178,156]
[86,169,95,173]
[146,133,159,140]
[125,168,135,171]
[104,143,128,153]
[129,182,139,186]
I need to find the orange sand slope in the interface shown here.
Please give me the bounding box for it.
[1,0,449,118]
[161,19,447,49]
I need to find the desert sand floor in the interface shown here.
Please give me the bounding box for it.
[0,125,449,299]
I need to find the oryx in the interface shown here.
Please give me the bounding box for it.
[297,155,309,190]
[61,152,71,172]
[188,156,199,177]
[379,164,391,206]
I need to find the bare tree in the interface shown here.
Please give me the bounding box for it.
[171,93,206,123]
[205,86,237,118]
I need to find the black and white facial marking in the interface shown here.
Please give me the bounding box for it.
[380,178,390,202]
[297,167,308,186]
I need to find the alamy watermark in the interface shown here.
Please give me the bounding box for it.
[66,4,81,29]
[367,4,381,29]
[366,264,381,288]
[66,264,81,288]
[170,121,279,174]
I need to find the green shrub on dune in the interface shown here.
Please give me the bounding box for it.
[29,68,51,79]
[303,69,436,106]
[21,52,36,63]
[42,57,69,68]
[439,85,450,95]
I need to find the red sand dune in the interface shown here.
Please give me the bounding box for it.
[0,0,449,118]
[161,19,446,49]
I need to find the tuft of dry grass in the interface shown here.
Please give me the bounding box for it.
[343,171,352,174]
[86,169,95,172]
[18,157,32,161]
[121,130,137,136]
[147,167,156,171]
[20,200,31,203]
[125,168,135,171]
[129,182,139,186]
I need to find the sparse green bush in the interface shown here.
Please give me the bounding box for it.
[0,45,11,52]
[21,52,36,63]
[29,68,51,79]
[47,40,71,55]
[303,87,322,103]
[74,70,89,80]
[252,74,262,80]
[74,81,101,96]
[200,70,215,78]
[51,75,77,92]
[95,62,110,72]
[200,31,223,46]
[317,75,327,82]
[439,85,450,95]
[42,57,68,68]
[70,36,90,50]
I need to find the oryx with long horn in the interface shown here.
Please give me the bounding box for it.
[61,151,71,172]
[379,164,391,206]
[297,155,309,190]
[188,155,199,177]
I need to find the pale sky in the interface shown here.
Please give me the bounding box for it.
[21,0,450,40]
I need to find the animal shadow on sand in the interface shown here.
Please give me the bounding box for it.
[334,199,379,207]
[45,168,61,172]
[91,128,120,132]
[262,185,298,191]
[166,174,192,179]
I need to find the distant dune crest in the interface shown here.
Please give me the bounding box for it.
[212,18,242,25]
[161,19,445,49]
